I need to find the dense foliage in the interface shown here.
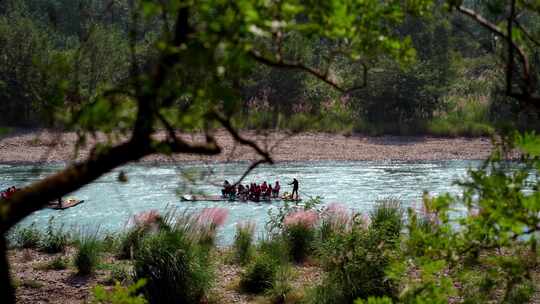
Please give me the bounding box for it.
[2,0,537,134]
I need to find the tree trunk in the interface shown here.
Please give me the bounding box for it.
[0,235,15,304]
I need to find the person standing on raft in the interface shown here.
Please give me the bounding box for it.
[288,178,299,200]
[273,181,280,198]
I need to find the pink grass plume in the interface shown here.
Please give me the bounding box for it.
[284,210,319,228]
[133,210,161,227]
[197,207,229,228]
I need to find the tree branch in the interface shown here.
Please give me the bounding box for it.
[0,141,146,232]
[507,0,516,96]
[249,50,367,96]
[211,112,273,164]
[0,135,220,233]
[456,5,533,98]
[232,159,268,187]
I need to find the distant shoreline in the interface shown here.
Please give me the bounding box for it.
[0,129,495,164]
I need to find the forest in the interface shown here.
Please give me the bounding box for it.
[1,0,540,304]
[1,0,538,135]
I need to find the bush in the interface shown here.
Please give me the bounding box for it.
[266,265,293,304]
[240,253,279,294]
[312,225,400,303]
[283,210,318,263]
[369,198,403,244]
[132,228,214,304]
[74,233,102,275]
[233,221,255,265]
[12,223,41,249]
[41,217,69,253]
[318,203,352,243]
[258,236,290,265]
[283,224,315,263]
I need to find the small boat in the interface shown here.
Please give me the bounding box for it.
[47,198,85,210]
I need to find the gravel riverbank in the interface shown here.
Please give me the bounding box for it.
[0,129,495,163]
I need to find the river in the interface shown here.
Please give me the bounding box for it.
[0,160,480,244]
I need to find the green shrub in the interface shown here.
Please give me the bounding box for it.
[283,223,315,263]
[117,210,172,259]
[369,198,403,244]
[233,222,255,265]
[313,226,399,303]
[258,236,290,264]
[266,265,293,304]
[282,210,318,263]
[41,217,69,253]
[240,253,279,294]
[74,233,102,275]
[12,223,41,249]
[318,203,351,242]
[92,279,148,304]
[132,228,213,304]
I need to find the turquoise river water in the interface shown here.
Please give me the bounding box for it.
[0,160,480,244]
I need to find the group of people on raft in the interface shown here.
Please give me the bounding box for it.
[221,178,299,201]
[1,186,18,200]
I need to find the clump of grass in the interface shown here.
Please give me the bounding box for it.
[318,203,351,242]
[266,265,294,304]
[194,207,229,248]
[12,223,41,249]
[258,235,290,265]
[283,210,318,263]
[132,213,214,304]
[104,263,132,285]
[48,256,68,270]
[233,221,256,265]
[311,230,398,303]
[34,256,68,271]
[100,232,120,253]
[21,279,43,289]
[369,198,404,243]
[41,217,69,253]
[117,228,148,260]
[117,210,168,259]
[240,252,280,294]
[309,200,404,303]
[74,233,102,275]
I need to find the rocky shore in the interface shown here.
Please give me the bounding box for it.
[0,129,495,163]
